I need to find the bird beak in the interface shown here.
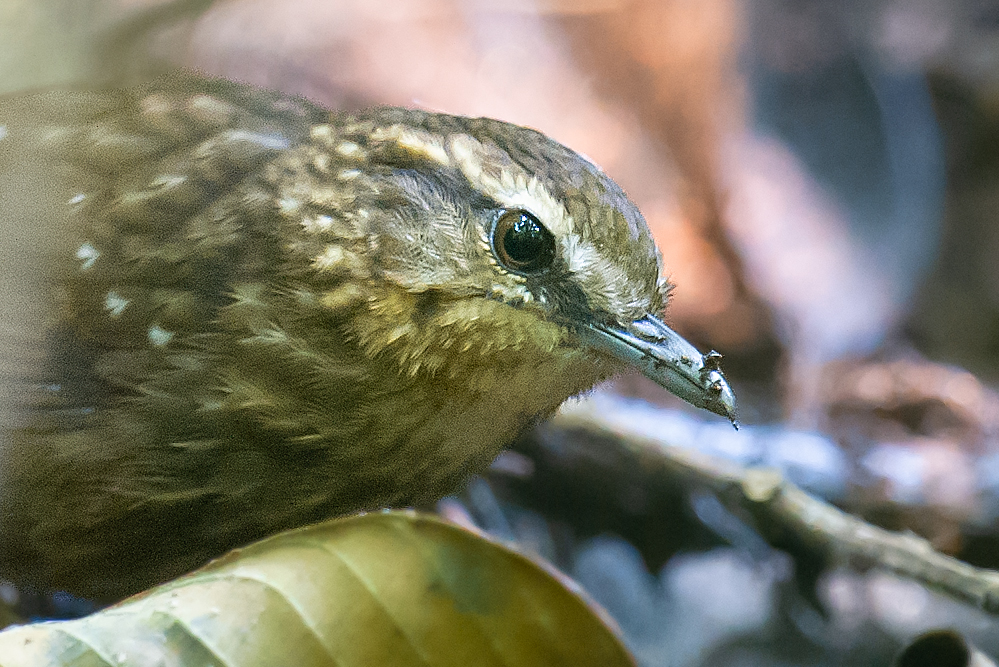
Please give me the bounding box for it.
[579,314,738,426]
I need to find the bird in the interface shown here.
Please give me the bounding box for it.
[0,74,735,601]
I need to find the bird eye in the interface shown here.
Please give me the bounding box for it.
[491,210,556,274]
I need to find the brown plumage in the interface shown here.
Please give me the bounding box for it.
[0,75,734,601]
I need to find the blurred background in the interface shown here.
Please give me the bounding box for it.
[4,0,999,664]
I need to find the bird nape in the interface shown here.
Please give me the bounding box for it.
[0,74,735,601]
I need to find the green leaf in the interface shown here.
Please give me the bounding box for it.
[0,511,634,667]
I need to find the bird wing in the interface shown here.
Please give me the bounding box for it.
[0,76,337,599]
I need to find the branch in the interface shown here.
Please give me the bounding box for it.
[549,411,999,615]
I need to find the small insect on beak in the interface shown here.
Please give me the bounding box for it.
[579,314,738,427]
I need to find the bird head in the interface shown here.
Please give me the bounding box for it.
[274,108,736,424]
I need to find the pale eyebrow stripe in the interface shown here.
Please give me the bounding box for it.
[446,133,573,237]
[369,124,452,167]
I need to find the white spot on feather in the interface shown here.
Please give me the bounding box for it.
[337,141,362,157]
[104,291,129,317]
[310,124,334,143]
[76,242,99,270]
[148,324,174,346]
[312,244,350,271]
[301,214,335,233]
[278,197,301,216]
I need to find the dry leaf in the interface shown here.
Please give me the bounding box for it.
[0,511,634,667]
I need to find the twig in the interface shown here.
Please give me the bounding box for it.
[551,411,999,615]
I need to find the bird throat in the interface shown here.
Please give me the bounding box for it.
[345,284,612,479]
